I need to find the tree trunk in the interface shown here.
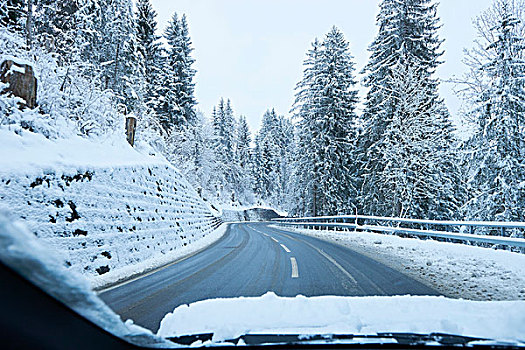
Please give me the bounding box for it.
[26,0,33,50]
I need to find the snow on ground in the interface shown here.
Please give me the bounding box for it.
[157,292,525,344]
[272,225,525,301]
[0,127,225,289]
[0,127,167,176]
[0,211,175,348]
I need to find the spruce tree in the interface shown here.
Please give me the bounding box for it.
[376,63,460,218]
[291,27,360,216]
[0,0,25,33]
[460,0,525,223]
[236,115,252,170]
[253,109,294,208]
[210,99,245,203]
[77,0,141,109]
[33,0,80,59]
[358,0,459,219]
[159,12,197,131]
[135,0,163,113]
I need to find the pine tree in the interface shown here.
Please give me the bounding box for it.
[212,98,235,165]
[253,109,294,208]
[77,0,142,111]
[358,0,459,219]
[210,98,249,204]
[289,38,321,215]
[236,115,252,170]
[291,27,360,216]
[33,0,80,59]
[0,0,25,33]
[460,0,525,224]
[135,0,163,113]
[159,12,197,131]
[376,63,460,218]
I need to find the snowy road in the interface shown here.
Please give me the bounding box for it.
[99,223,439,332]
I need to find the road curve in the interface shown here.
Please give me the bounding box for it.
[99,222,439,332]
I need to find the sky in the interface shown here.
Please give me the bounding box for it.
[151,0,494,132]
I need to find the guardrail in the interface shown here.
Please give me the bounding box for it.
[272,215,525,249]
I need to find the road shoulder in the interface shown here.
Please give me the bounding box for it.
[95,224,230,293]
[271,225,525,301]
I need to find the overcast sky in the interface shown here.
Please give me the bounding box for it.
[151,0,493,132]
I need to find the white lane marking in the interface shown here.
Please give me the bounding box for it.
[295,238,358,285]
[271,237,279,243]
[248,225,270,237]
[280,244,291,253]
[290,257,299,278]
[315,248,357,284]
[275,231,298,242]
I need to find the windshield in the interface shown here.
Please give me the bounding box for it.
[0,0,524,348]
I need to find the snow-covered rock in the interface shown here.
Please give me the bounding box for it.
[0,127,224,288]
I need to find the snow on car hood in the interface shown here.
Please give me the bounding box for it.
[158,292,525,344]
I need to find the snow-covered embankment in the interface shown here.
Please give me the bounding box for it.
[0,128,225,289]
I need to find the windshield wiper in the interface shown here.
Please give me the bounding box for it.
[167,332,523,348]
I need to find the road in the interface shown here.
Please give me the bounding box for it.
[99,222,439,333]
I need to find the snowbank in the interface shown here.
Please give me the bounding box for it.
[0,212,175,348]
[157,292,525,344]
[0,127,162,175]
[0,127,224,288]
[273,225,525,301]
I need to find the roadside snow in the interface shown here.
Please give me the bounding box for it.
[0,211,175,348]
[94,224,227,290]
[0,127,224,289]
[272,225,525,301]
[0,128,163,175]
[157,292,525,344]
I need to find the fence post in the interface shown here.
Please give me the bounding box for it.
[126,116,137,147]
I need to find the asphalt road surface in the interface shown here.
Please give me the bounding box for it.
[99,222,439,332]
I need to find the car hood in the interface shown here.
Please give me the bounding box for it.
[157,292,525,346]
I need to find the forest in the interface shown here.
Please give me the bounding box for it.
[0,0,524,222]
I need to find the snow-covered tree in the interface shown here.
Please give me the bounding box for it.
[459,0,525,223]
[208,99,254,205]
[158,12,197,131]
[373,63,461,218]
[0,0,25,34]
[135,0,163,113]
[213,98,235,166]
[357,0,460,219]
[236,115,252,171]
[76,0,143,114]
[253,109,294,209]
[167,111,216,197]
[291,27,360,216]
[33,0,80,60]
